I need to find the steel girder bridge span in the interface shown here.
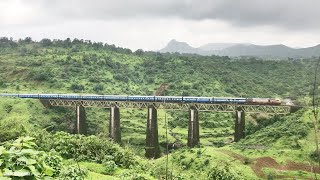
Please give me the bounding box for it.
[43,99,290,159]
[0,93,291,159]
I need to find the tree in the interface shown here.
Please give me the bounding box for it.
[135,49,144,56]
[40,38,52,47]
[63,38,72,48]
[311,58,320,179]
[23,37,33,43]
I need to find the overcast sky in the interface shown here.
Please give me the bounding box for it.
[1,0,320,50]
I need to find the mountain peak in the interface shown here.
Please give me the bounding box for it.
[169,39,178,43]
[159,39,196,54]
[159,39,320,58]
[167,39,190,46]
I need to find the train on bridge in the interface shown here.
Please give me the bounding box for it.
[0,93,283,105]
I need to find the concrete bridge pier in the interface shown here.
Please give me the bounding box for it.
[234,109,245,142]
[109,106,121,143]
[75,105,87,134]
[188,106,199,147]
[145,105,160,159]
[39,99,52,108]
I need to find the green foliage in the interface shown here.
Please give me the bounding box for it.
[113,73,129,83]
[44,150,64,176]
[168,112,188,128]
[267,173,275,180]
[36,132,137,168]
[93,83,104,93]
[245,115,282,136]
[309,150,320,162]
[58,165,87,180]
[103,160,117,174]
[0,80,7,88]
[0,136,63,179]
[40,38,52,47]
[0,118,30,142]
[207,163,244,180]
[241,113,310,146]
[29,69,53,81]
[119,169,149,180]
[70,83,85,92]
[0,37,314,101]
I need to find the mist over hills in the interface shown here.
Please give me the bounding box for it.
[159,39,320,58]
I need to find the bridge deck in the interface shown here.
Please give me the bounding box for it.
[48,99,290,114]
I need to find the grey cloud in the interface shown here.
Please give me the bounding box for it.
[1,0,319,30]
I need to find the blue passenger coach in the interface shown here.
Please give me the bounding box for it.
[0,93,282,105]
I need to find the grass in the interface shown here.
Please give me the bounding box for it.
[86,171,117,180]
[150,146,258,179]
[263,168,315,179]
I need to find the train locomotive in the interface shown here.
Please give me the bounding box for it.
[0,93,282,105]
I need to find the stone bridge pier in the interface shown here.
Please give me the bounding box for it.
[75,105,87,134]
[234,108,245,142]
[145,105,160,159]
[188,106,199,147]
[109,106,121,143]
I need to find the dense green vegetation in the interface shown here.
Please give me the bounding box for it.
[0,37,319,179]
[0,136,87,179]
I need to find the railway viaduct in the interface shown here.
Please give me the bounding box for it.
[39,97,291,159]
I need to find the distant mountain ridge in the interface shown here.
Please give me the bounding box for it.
[159,39,320,58]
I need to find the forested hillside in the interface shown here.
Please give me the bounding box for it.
[0,37,314,98]
[0,37,319,179]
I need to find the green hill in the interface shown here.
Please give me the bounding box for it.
[0,37,319,179]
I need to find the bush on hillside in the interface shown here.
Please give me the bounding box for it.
[35,132,137,168]
[119,169,149,180]
[207,163,244,180]
[0,118,30,142]
[245,115,282,136]
[29,69,53,81]
[113,74,129,83]
[240,113,310,146]
[93,83,104,92]
[70,83,85,92]
[58,165,88,180]
[104,160,117,174]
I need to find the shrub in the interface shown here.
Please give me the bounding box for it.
[29,70,53,81]
[104,160,117,174]
[0,137,63,179]
[243,157,252,165]
[4,104,12,113]
[0,80,7,88]
[44,150,64,176]
[93,83,104,92]
[0,118,31,142]
[70,83,85,92]
[241,114,310,146]
[58,165,87,180]
[207,163,243,180]
[119,169,149,180]
[113,74,129,83]
[36,132,137,168]
[310,150,320,161]
[267,173,275,180]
